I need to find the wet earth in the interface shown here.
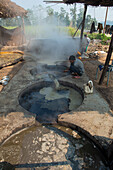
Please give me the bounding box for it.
[0,125,109,170]
[19,84,83,123]
[0,49,111,170]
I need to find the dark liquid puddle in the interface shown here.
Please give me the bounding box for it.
[20,86,82,123]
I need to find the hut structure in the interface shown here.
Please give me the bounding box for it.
[0,0,27,47]
[0,0,27,18]
[44,0,113,85]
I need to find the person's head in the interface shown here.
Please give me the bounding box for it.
[69,55,76,63]
[84,34,87,38]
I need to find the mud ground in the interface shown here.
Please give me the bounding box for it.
[0,42,113,162]
[82,40,113,112]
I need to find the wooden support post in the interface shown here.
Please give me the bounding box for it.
[21,16,25,44]
[103,7,108,34]
[22,17,25,34]
[80,4,87,40]
[99,33,113,85]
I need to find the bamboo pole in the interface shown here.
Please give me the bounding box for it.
[103,7,108,34]
[99,33,113,85]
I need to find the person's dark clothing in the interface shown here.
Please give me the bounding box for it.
[69,59,84,76]
[110,25,113,34]
[90,21,95,33]
[97,23,103,34]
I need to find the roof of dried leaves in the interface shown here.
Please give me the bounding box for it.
[0,0,27,18]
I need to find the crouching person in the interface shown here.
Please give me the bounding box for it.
[64,55,84,78]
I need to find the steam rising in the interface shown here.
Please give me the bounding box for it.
[26,16,81,64]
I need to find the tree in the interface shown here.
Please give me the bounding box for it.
[46,6,54,16]
[32,5,44,24]
[70,4,76,27]
[54,11,59,18]
[59,7,66,25]
[76,8,84,28]
[85,14,92,30]
[24,9,34,25]
[54,12,59,26]
[76,8,97,31]
[65,12,70,26]
[85,15,97,30]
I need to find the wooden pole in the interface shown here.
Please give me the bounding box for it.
[103,7,108,34]
[99,33,113,85]
[22,17,25,33]
[21,16,25,44]
[73,20,83,38]
[80,4,87,40]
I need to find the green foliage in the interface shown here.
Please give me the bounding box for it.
[88,33,97,40]
[88,33,111,45]
[46,6,54,16]
[67,27,75,36]
[24,25,80,38]
[0,5,97,30]
[25,25,39,38]
[101,40,110,45]
[88,33,111,40]
[67,27,80,37]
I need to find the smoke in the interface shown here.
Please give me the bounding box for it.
[26,15,81,64]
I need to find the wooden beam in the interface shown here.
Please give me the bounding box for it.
[99,33,113,85]
[80,4,87,40]
[103,7,108,34]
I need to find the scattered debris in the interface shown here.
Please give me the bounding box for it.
[0,75,10,86]
[81,52,89,59]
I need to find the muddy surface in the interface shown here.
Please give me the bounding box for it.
[0,125,109,169]
[0,41,113,114]
[19,85,83,123]
[82,40,113,112]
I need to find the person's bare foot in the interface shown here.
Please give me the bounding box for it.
[64,69,69,72]
[72,73,78,76]
[72,76,80,78]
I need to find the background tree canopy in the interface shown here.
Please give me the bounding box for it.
[0,4,97,31]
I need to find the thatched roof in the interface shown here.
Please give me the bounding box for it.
[44,0,113,6]
[0,0,27,18]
